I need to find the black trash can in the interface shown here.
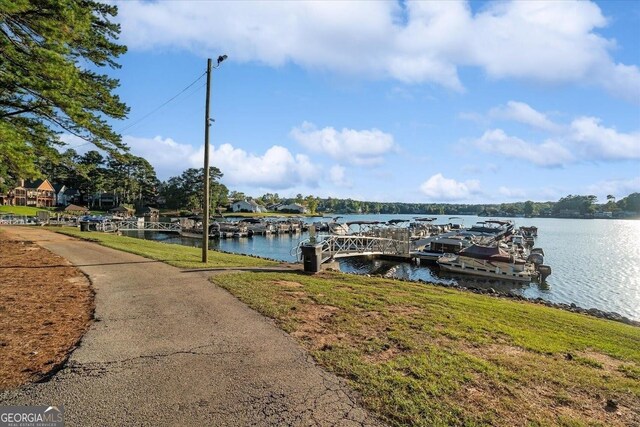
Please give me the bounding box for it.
[301,244,323,273]
[79,221,89,232]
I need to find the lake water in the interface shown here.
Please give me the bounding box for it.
[123,215,640,320]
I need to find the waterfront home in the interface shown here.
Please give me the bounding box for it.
[7,179,56,207]
[231,199,266,213]
[53,184,80,206]
[89,192,117,209]
[277,203,308,214]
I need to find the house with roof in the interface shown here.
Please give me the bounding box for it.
[276,203,308,214]
[231,199,266,213]
[11,179,55,207]
[89,192,117,209]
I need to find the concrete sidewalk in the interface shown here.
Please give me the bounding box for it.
[0,227,383,426]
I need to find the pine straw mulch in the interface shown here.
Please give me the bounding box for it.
[0,233,94,390]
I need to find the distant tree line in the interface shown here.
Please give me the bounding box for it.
[240,192,640,218]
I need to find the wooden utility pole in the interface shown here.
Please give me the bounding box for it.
[202,58,212,263]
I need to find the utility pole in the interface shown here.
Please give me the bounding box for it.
[202,58,212,263]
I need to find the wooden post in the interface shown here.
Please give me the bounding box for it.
[202,58,212,263]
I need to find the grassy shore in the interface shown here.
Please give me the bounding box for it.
[44,225,640,425]
[0,205,50,216]
[211,271,640,427]
[49,227,279,269]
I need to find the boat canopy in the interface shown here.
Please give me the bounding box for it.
[459,244,518,263]
[432,238,464,246]
[346,220,381,226]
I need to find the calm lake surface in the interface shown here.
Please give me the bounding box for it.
[123,215,640,320]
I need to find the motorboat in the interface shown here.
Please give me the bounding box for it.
[468,220,514,239]
[413,235,471,262]
[437,244,551,282]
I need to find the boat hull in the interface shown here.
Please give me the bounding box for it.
[437,255,536,282]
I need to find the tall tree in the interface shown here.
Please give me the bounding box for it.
[0,0,129,181]
[160,167,228,212]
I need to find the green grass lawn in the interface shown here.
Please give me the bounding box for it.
[211,271,640,427]
[0,206,109,216]
[49,227,279,269]
[0,205,50,216]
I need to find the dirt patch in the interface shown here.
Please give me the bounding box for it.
[450,344,640,426]
[575,350,626,372]
[0,234,94,390]
[271,280,303,288]
[290,303,344,351]
[362,345,402,363]
[453,373,638,427]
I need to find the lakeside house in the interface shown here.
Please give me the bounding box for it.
[89,192,117,209]
[231,199,266,213]
[2,179,56,207]
[53,184,81,206]
[277,203,308,214]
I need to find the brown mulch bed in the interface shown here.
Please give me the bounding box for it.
[0,233,94,390]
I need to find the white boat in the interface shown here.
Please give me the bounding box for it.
[437,244,550,282]
[328,222,350,235]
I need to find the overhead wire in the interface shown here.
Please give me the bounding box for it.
[65,70,207,150]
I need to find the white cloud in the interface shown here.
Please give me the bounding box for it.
[117,0,640,101]
[489,101,562,132]
[586,177,640,200]
[67,134,322,190]
[419,173,481,201]
[209,144,320,189]
[471,106,640,166]
[569,117,640,161]
[475,129,574,167]
[290,122,396,166]
[59,134,203,177]
[124,135,202,178]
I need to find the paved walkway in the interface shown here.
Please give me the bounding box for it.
[0,227,383,426]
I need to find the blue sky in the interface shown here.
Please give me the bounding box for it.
[69,1,640,203]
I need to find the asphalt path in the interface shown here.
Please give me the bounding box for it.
[0,227,383,426]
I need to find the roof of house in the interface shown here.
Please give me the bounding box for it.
[23,179,54,190]
[234,199,259,206]
[63,204,89,212]
[53,183,66,193]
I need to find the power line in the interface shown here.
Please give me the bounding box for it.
[118,71,207,133]
[65,70,207,150]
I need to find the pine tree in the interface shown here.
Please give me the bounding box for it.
[0,0,129,180]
